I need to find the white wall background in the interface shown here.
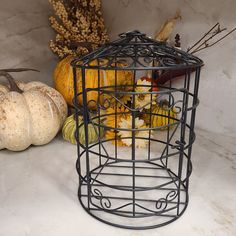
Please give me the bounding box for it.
[0,0,236,137]
[102,0,236,138]
[0,0,57,84]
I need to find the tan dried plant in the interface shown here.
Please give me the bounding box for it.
[49,0,110,58]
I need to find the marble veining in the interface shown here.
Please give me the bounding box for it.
[0,0,57,86]
[0,129,235,236]
[196,128,236,169]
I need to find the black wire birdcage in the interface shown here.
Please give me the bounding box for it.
[71,31,203,230]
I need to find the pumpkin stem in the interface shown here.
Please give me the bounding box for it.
[0,71,24,93]
[159,99,170,108]
[0,68,39,73]
[0,68,39,93]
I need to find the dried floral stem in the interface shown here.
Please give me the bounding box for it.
[187,22,220,52]
[190,27,227,53]
[188,22,235,54]
[191,27,236,54]
[174,34,181,48]
[0,69,39,93]
[49,0,109,58]
[0,68,39,73]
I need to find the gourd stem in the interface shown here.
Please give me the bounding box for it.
[0,68,39,73]
[0,71,24,93]
[0,68,39,93]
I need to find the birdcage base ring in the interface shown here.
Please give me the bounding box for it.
[77,161,189,230]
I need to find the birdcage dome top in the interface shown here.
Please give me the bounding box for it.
[71,30,203,70]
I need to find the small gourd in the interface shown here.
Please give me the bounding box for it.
[62,114,104,145]
[143,102,177,130]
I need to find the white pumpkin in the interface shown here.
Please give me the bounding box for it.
[0,71,67,151]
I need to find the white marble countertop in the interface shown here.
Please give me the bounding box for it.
[0,128,235,236]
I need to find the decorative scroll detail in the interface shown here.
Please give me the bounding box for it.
[171,140,186,150]
[92,188,111,209]
[155,190,178,210]
[86,99,98,109]
[90,188,178,215]
[71,31,203,70]
[81,88,185,115]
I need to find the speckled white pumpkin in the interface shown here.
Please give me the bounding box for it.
[0,72,68,151]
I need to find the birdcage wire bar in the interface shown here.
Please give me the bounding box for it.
[71,31,203,229]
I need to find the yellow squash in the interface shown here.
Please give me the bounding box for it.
[143,104,177,130]
[54,56,133,109]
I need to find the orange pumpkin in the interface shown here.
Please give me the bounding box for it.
[54,56,133,109]
[54,56,75,106]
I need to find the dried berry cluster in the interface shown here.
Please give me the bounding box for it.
[49,0,110,58]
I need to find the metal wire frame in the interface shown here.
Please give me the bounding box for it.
[72,31,202,229]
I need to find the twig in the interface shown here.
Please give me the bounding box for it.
[190,27,227,53]
[191,27,236,54]
[187,22,219,52]
[0,68,39,73]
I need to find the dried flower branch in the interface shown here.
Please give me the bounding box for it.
[187,22,220,53]
[155,10,181,42]
[187,23,236,54]
[49,0,110,58]
[174,33,181,48]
